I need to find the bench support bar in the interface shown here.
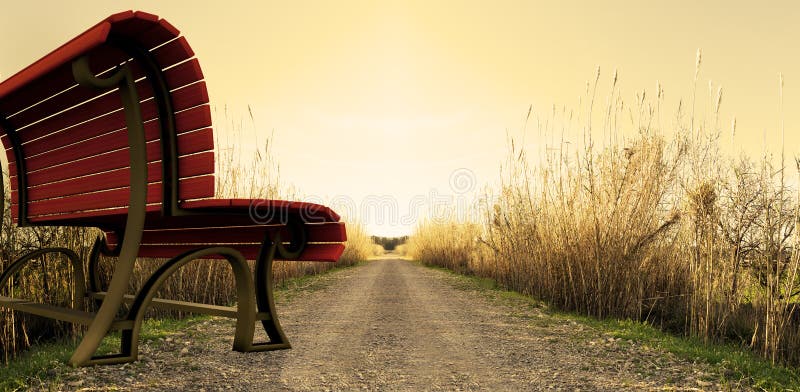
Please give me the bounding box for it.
[0,248,85,311]
[85,246,259,366]
[71,231,294,366]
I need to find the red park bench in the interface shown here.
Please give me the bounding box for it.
[0,11,346,366]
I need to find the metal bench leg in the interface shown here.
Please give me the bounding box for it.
[68,55,149,367]
[76,247,259,365]
[70,249,138,366]
[248,233,293,351]
[127,247,257,358]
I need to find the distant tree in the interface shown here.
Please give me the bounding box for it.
[371,236,408,251]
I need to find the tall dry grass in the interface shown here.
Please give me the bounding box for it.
[409,60,800,365]
[0,209,95,363]
[1,106,375,362]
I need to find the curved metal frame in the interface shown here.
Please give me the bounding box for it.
[81,229,309,364]
[0,248,84,310]
[107,33,181,216]
[253,238,290,350]
[84,247,256,365]
[0,115,30,226]
[85,234,121,311]
[87,234,121,294]
[0,141,5,221]
[249,221,309,350]
[68,55,148,367]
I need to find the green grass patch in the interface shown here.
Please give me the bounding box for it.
[0,340,74,392]
[0,315,213,391]
[415,259,800,391]
[566,315,800,390]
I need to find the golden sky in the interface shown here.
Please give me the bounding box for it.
[2,1,799,236]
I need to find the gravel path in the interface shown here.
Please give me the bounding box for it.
[48,259,744,391]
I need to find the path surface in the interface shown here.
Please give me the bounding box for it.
[52,259,741,391]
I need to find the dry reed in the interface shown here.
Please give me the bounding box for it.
[409,64,800,366]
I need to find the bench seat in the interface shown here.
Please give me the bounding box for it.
[23,198,346,261]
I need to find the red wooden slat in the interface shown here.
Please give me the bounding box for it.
[132,11,159,22]
[24,116,157,158]
[9,37,197,128]
[5,45,133,123]
[173,127,215,155]
[13,81,152,142]
[25,152,214,201]
[134,19,180,50]
[106,10,136,23]
[15,86,211,157]
[13,74,204,144]
[108,12,159,39]
[135,243,345,262]
[12,104,128,147]
[0,12,195,118]
[163,59,204,91]
[182,176,212,201]
[26,175,213,217]
[21,204,163,223]
[0,22,111,101]
[6,40,199,134]
[240,199,340,223]
[86,211,330,232]
[152,37,194,70]
[9,72,146,135]
[9,71,119,129]
[174,104,212,132]
[177,175,214,201]
[0,63,75,116]
[182,199,341,223]
[105,222,346,247]
[8,113,212,183]
[19,128,213,186]
[20,82,209,170]
[3,84,206,155]
[5,46,204,130]
[170,81,209,112]
[145,223,345,245]
[0,37,133,119]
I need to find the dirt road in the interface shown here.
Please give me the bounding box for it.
[55,259,739,391]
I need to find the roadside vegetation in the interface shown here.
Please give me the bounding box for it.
[424,263,800,390]
[408,54,800,371]
[0,107,378,363]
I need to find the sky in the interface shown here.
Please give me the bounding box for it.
[1,1,799,236]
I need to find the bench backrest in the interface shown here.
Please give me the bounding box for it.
[0,11,214,225]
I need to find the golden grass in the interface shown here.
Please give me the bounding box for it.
[409,63,800,366]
